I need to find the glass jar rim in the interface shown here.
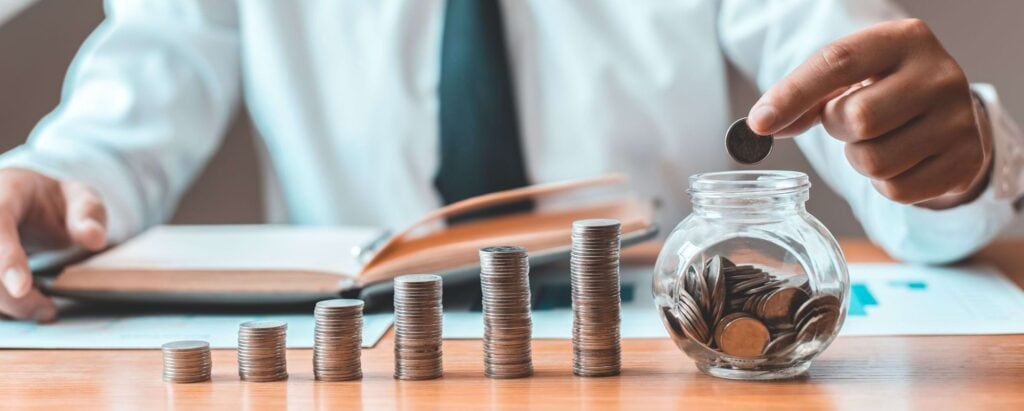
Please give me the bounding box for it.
[689,170,810,197]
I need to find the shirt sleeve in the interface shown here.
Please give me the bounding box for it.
[0,0,241,244]
[718,0,1018,264]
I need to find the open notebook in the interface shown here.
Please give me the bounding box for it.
[46,175,657,304]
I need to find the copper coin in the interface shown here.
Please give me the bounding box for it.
[760,287,810,325]
[713,312,749,348]
[717,315,770,358]
[794,294,841,325]
[693,262,711,313]
[705,258,727,326]
[763,331,798,356]
[662,306,686,339]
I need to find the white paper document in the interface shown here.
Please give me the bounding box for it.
[0,312,393,349]
[443,263,1024,339]
[841,263,1024,336]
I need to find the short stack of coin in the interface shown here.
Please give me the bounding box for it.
[393,274,444,380]
[313,299,364,381]
[570,219,623,377]
[161,340,212,383]
[662,255,841,359]
[237,320,289,382]
[479,246,534,379]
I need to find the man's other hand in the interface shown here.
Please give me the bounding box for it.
[0,168,108,322]
[748,19,991,208]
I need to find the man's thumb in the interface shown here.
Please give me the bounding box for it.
[62,181,107,251]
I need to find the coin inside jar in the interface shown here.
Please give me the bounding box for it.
[662,254,843,364]
[758,287,809,326]
[716,314,770,358]
[762,331,798,356]
[725,117,774,164]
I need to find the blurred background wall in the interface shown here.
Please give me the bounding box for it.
[0,0,1021,237]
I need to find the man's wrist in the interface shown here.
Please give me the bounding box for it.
[917,92,994,210]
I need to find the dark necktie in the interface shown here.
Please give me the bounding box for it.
[435,0,534,222]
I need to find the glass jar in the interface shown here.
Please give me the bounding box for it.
[653,170,849,380]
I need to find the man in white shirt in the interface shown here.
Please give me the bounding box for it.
[0,0,1020,321]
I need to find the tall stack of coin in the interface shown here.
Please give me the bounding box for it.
[237,320,288,382]
[313,299,364,381]
[161,340,212,383]
[393,274,444,380]
[570,219,623,377]
[479,246,534,379]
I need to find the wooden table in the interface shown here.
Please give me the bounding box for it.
[2,240,1024,410]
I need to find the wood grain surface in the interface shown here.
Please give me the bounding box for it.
[2,239,1023,410]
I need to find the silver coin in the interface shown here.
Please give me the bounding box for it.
[570,219,622,377]
[162,340,212,384]
[393,273,444,380]
[725,117,774,164]
[480,245,534,379]
[313,298,364,381]
[239,320,287,330]
[237,321,288,382]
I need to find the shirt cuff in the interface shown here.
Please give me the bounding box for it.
[971,83,1024,202]
[870,178,1014,264]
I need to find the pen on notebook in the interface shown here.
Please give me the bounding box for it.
[352,230,392,265]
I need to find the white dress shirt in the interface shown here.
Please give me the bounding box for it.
[1,0,1019,264]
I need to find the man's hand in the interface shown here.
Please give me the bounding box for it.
[747,19,991,207]
[0,168,108,321]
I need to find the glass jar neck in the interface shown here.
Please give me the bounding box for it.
[689,171,811,220]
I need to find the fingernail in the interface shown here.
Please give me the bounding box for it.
[2,268,30,298]
[31,305,57,323]
[76,218,102,232]
[749,105,778,133]
[75,219,107,250]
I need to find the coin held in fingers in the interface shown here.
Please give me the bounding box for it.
[726,117,774,165]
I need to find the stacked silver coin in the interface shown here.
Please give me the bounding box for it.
[393,274,444,380]
[479,246,534,379]
[237,320,288,382]
[570,219,623,377]
[313,299,364,381]
[161,340,212,383]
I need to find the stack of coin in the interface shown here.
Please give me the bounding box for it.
[237,320,288,382]
[161,340,212,383]
[662,255,841,359]
[393,274,444,380]
[479,246,534,379]
[313,299,364,381]
[570,219,622,377]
